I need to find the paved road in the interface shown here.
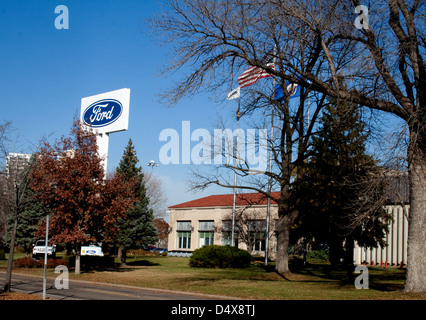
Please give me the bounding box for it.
[0,271,230,300]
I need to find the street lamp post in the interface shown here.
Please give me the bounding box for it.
[147,160,159,169]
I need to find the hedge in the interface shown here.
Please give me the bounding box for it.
[14,256,68,268]
[189,245,252,269]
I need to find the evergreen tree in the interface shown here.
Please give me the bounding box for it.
[297,98,390,266]
[116,139,158,265]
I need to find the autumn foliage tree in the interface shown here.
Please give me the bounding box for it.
[31,120,137,274]
[153,218,169,248]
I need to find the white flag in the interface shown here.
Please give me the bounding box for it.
[227,87,240,100]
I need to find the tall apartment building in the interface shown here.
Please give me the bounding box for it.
[5,153,32,180]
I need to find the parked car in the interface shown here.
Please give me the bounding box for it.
[150,248,167,254]
[32,240,56,259]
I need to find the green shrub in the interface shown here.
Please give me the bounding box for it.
[189,245,252,269]
[307,249,329,263]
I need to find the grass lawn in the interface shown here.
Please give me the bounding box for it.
[2,252,426,300]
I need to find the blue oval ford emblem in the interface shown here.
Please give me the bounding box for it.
[83,99,123,128]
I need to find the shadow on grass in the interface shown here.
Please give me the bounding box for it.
[66,256,161,274]
[71,255,407,293]
[289,258,406,291]
[126,259,160,267]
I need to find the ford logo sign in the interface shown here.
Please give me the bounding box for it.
[86,250,96,254]
[82,99,123,128]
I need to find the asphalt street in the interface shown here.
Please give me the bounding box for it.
[0,271,227,300]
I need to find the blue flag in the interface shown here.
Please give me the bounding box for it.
[274,82,300,101]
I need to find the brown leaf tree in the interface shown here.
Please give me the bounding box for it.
[153,218,169,248]
[31,120,137,274]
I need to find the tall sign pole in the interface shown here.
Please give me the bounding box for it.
[96,133,110,175]
[42,214,49,300]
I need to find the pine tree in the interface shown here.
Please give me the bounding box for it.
[298,98,389,266]
[116,139,158,265]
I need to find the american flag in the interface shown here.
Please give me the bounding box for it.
[237,52,275,88]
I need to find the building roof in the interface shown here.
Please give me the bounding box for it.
[169,170,409,209]
[169,192,280,209]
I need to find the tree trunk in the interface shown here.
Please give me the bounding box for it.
[75,245,81,275]
[120,247,127,266]
[275,214,292,276]
[344,239,354,267]
[405,138,426,292]
[329,235,344,267]
[3,213,18,292]
[117,246,122,263]
[344,240,355,283]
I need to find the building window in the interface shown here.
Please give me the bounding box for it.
[222,232,239,247]
[177,221,192,231]
[248,220,266,252]
[199,231,214,247]
[198,220,214,248]
[250,232,266,252]
[177,232,191,249]
[221,220,239,247]
[177,221,192,249]
[274,232,278,252]
[199,220,214,231]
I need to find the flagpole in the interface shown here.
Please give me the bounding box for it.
[264,45,277,265]
[231,98,240,247]
[264,110,274,265]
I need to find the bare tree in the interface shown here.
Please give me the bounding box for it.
[0,151,41,292]
[143,171,168,219]
[272,0,425,292]
[150,0,426,291]
[0,177,6,241]
[0,121,12,241]
[150,0,350,277]
[220,204,275,257]
[0,121,13,162]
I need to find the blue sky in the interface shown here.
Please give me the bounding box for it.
[0,0,232,210]
[0,1,407,214]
